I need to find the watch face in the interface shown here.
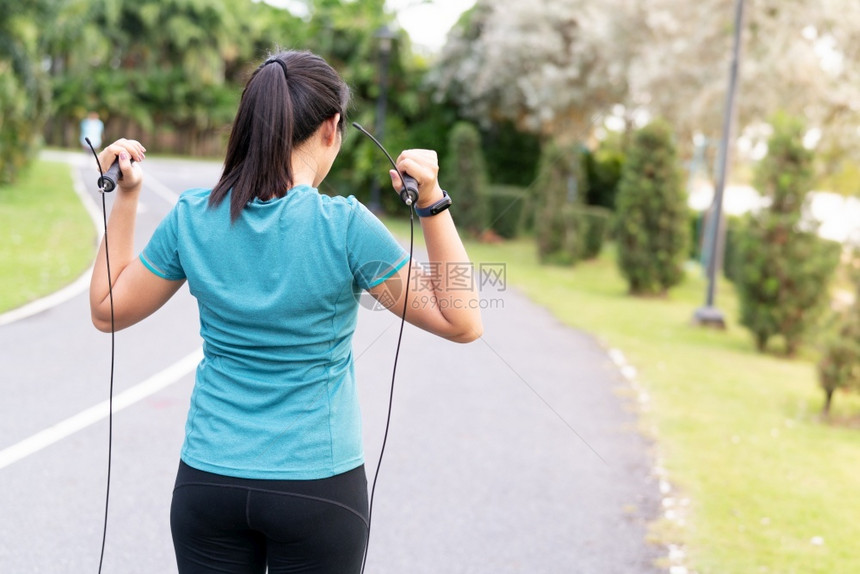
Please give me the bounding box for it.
[416,191,451,217]
[432,197,452,214]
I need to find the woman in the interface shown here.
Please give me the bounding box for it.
[89,50,482,573]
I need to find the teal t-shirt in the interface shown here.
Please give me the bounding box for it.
[140,186,409,480]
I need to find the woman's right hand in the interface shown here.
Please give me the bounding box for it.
[97,138,147,191]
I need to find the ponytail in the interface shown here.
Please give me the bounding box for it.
[210,50,350,221]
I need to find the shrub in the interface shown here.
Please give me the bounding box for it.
[560,206,587,262]
[818,313,860,415]
[818,248,860,415]
[584,139,625,211]
[480,121,542,187]
[565,205,611,260]
[485,185,529,239]
[614,121,688,295]
[534,141,588,264]
[443,122,490,236]
[736,216,841,354]
[734,114,841,355]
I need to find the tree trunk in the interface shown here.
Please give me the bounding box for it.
[755,332,768,353]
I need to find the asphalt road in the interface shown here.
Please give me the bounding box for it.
[0,151,664,573]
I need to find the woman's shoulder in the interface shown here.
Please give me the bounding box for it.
[315,192,372,217]
[172,187,213,211]
[178,187,213,201]
[157,188,215,225]
[316,191,356,206]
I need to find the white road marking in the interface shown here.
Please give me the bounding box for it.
[144,170,180,206]
[0,348,202,470]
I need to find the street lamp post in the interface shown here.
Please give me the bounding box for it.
[368,24,396,215]
[693,0,746,328]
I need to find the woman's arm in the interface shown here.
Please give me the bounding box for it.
[89,139,185,332]
[367,149,483,343]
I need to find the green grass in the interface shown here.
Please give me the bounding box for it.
[0,160,96,313]
[386,215,860,573]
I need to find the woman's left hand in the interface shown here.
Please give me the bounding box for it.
[97,138,147,191]
[390,149,445,209]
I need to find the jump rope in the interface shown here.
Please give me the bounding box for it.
[84,137,118,574]
[85,122,418,573]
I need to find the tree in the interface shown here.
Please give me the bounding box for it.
[614,121,688,296]
[431,0,626,142]
[627,0,860,175]
[0,0,51,183]
[291,0,443,211]
[734,114,841,355]
[38,0,443,205]
[43,0,265,154]
[740,0,860,170]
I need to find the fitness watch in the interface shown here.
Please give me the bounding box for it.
[414,190,452,217]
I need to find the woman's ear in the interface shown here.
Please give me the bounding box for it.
[321,114,341,147]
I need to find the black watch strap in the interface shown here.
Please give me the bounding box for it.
[414,190,452,217]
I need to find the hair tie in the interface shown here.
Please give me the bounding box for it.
[263,57,288,80]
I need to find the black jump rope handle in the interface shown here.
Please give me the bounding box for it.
[98,159,122,193]
[399,174,419,206]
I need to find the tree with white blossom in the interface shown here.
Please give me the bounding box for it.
[629,0,860,174]
[431,0,627,143]
[433,0,860,184]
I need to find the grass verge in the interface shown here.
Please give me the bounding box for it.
[0,160,96,314]
[385,215,860,574]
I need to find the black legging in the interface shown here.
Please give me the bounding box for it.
[170,461,369,574]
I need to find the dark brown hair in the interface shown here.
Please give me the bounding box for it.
[210,50,350,221]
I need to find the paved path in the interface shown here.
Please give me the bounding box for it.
[0,151,664,573]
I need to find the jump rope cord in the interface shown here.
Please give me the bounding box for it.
[361,204,415,574]
[85,139,115,574]
[351,122,419,574]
